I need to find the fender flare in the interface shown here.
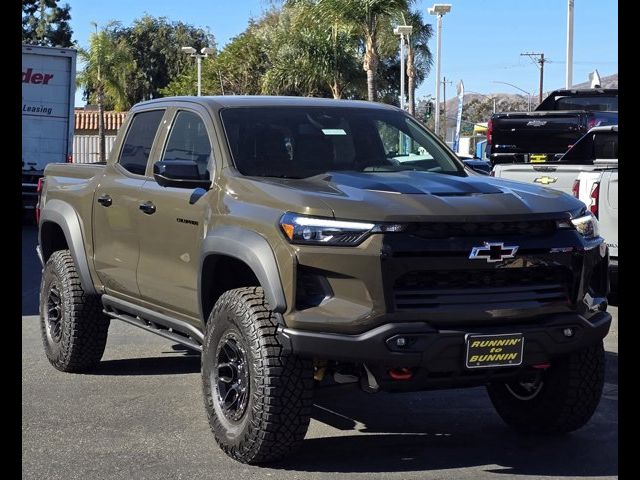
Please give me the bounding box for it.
[199,226,287,318]
[39,199,97,295]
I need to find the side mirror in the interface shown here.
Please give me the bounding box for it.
[153,160,211,189]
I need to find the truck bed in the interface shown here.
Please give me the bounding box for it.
[491,162,614,195]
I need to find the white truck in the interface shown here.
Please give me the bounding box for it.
[22,44,76,212]
[491,126,618,195]
[573,167,618,290]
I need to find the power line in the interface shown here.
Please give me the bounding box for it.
[520,52,546,103]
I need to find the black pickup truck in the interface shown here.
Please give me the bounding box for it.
[488,88,617,165]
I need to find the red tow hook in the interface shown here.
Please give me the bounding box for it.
[388,367,413,380]
[532,363,551,370]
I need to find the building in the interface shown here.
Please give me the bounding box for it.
[73,108,128,163]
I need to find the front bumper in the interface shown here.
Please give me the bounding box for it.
[278,310,611,391]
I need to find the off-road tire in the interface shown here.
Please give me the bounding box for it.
[39,250,110,372]
[487,341,605,434]
[201,287,313,464]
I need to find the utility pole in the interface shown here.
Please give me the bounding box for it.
[441,77,453,142]
[521,52,546,103]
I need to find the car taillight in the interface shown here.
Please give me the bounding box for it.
[572,179,580,198]
[589,181,600,218]
[587,117,599,130]
[35,177,44,224]
[487,118,493,145]
[66,154,73,163]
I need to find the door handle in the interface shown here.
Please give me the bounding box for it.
[139,201,156,215]
[97,194,112,207]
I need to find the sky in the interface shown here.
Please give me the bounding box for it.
[66,0,618,106]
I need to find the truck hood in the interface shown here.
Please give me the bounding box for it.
[236,171,584,222]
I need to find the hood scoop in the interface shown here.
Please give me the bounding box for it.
[321,171,504,196]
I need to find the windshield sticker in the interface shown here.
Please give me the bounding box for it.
[321,128,347,136]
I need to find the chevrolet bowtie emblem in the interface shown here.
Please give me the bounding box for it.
[469,242,519,263]
[534,176,557,185]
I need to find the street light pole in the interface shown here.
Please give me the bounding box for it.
[428,4,451,138]
[492,80,533,112]
[400,35,405,109]
[565,0,574,88]
[181,46,215,96]
[196,55,202,96]
[394,25,413,111]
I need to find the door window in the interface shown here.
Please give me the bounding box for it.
[161,111,212,180]
[118,109,164,175]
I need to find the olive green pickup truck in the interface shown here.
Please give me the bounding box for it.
[37,96,611,464]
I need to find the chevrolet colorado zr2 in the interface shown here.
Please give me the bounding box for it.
[36,96,611,464]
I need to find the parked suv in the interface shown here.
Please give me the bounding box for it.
[37,96,611,464]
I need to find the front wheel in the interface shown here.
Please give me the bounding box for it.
[487,341,605,434]
[201,287,314,464]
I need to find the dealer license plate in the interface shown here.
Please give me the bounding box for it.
[465,333,524,369]
[529,153,548,163]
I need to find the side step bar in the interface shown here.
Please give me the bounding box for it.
[102,295,204,352]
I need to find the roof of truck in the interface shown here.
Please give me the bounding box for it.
[133,95,401,112]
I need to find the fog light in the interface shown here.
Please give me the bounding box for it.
[563,328,574,338]
[396,337,407,347]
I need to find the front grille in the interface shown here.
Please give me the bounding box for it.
[410,220,557,239]
[393,267,571,311]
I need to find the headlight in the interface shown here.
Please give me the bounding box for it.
[279,212,405,246]
[561,213,600,239]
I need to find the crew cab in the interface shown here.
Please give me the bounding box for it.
[36,96,611,465]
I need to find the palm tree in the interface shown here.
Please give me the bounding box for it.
[263,3,361,98]
[77,23,134,162]
[401,10,432,116]
[315,0,408,102]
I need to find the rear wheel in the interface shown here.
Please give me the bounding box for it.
[487,341,605,434]
[201,287,314,464]
[39,250,110,372]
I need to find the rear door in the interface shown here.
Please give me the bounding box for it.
[92,108,166,298]
[136,105,217,323]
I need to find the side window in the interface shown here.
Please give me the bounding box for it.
[161,111,212,180]
[119,110,164,175]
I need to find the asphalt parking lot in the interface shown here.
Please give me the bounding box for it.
[22,224,618,479]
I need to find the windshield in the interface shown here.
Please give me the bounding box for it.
[220,107,465,179]
[555,95,618,111]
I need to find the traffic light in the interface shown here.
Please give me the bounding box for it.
[424,101,433,120]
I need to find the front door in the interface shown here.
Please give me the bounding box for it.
[136,107,217,322]
[92,109,165,298]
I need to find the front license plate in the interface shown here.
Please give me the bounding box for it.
[529,153,548,163]
[465,333,524,369]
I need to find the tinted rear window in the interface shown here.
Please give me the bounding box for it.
[560,131,618,164]
[555,96,618,111]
